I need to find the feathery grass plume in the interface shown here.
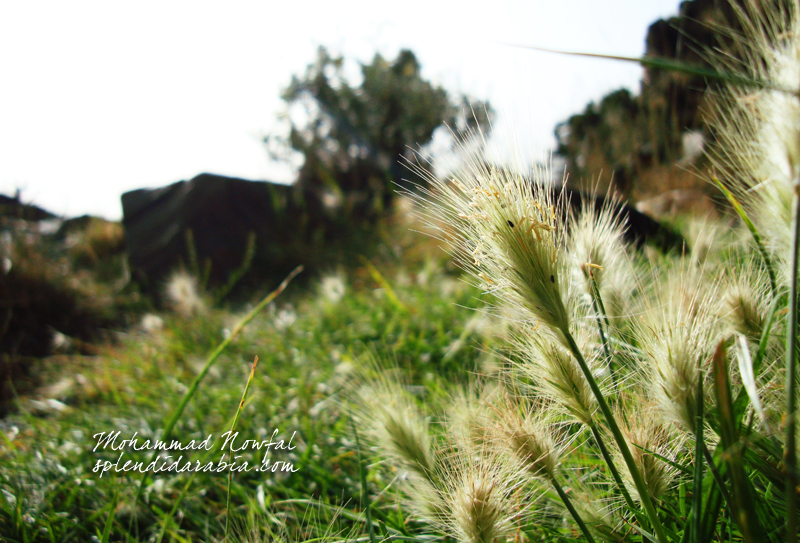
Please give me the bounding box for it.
[402,471,451,528]
[164,269,206,317]
[352,371,452,528]
[569,190,636,330]
[493,399,559,480]
[409,134,574,343]
[410,127,671,541]
[720,257,772,341]
[705,0,800,286]
[488,394,606,543]
[347,361,458,531]
[685,217,722,268]
[513,326,598,426]
[354,375,436,482]
[438,444,530,543]
[447,381,503,452]
[636,264,722,433]
[614,406,682,504]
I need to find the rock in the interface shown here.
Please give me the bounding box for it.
[38,377,76,401]
[121,173,328,294]
[636,189,719,221]
[121,173,684,300]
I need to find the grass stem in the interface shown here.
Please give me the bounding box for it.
[589,275,616,389]
[550,475,597,543]
[588,423,640,519]
[127,265,302,538]
[563,329,667,543]
[692,373,703,543]
[225,355,260,541]
[785,182,800,543]
[713,177,778,297]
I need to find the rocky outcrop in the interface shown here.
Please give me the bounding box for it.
[555,0,768,207]
[121,173,331,294]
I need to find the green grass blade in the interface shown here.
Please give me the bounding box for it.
[563,330,667,543]
[712,177,778,297]
[631,443,692,476]
[128,265,302,536]
[225,355,260,541]
[755,294,783,377]
[0,426,16,452]
[588,423,646,525]
[213,230,257,304]
[350,416,377,543]
[701,469,725,543]
[589,274,615,389]
[506,44,796,95]
[693,372,704,543]
[702,444,733,508]
[185,228,199,277]
[711,340,766,542]
[155,446,217,543]
[359,257,407,313]
[784,181,800,543]
[100,489,119,543]
[550,476,597,543]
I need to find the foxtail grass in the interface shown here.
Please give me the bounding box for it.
[412,142,669,542]
[354,2,800,542]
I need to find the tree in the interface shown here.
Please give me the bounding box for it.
[269,46,492,219]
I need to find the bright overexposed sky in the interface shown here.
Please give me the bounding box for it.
[0,1,681,220]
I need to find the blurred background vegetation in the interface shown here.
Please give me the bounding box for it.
[0,0,775,540]
[0,0,753,426]
[0,0,739,417]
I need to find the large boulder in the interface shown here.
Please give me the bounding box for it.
[121,173,329,294]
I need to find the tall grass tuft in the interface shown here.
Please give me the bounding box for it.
[355,2,800,540]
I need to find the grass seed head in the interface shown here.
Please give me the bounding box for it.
[721,259,771,340]
[448,381,503,452]
[496,406,559,480]
[164,270,206,317]
[636,266,721,432]
[319,272,347,304]
[440,445,530,543]
[706,1,800,286]
[569,193,637,336]
[616,407,682,503]
[514,329,598,426]
[354,375,436,481]
[569,192,631,293]
[410,136,574,341]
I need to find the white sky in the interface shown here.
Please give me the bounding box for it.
[0,0,681,220]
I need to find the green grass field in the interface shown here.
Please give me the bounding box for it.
[0,222,500,542]
[7,3,800,541]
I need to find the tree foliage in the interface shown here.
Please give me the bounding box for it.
[554,0,743,200]
[271,46,493,218]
